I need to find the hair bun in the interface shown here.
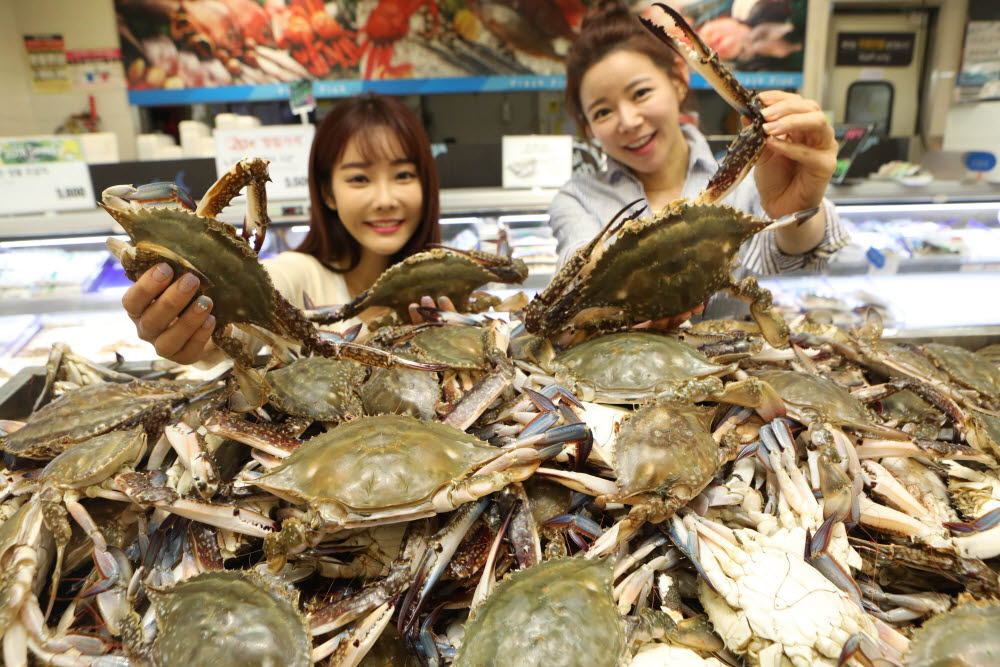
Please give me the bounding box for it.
[579,0,635,33]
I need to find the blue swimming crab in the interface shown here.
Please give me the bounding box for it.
[99,157,445,407]
[523,5,814,347]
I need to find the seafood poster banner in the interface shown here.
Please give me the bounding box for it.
[114,0,806,105]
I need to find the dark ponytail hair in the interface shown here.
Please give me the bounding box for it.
[565,1,687,139]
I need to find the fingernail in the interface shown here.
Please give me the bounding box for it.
[763,121,777,133]
[179,273,199,294]
[201,315,216,329]
[153,263,173,283]
[762,107,776,120]
[195,295,212,311]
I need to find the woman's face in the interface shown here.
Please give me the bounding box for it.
[325,127,423,260]
[579,49,686,175]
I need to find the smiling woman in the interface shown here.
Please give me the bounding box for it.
[548,0,848,324]
[118,93,442,365]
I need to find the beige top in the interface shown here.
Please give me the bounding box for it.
[264,251,352,311]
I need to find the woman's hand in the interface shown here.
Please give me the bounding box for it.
[121,263,217,364]
[409,295,458,324]
[752,90,837,220]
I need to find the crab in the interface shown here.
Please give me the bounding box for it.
[667,512,892,667]
[261,356,364,422]
[903,597,1000,666]
[518,331,737,404]
[241,413,585,568]
[453,556,720,666]
[25,428,147,616]
[137,570,312,666]
[0,501,54,664]
[100,159,446,408]
[310,245,529,324]
[919,342,1000,410]
[360,366,441,421]
[536,377,770,554]
[1,380,196,460]
[522,5,817,347]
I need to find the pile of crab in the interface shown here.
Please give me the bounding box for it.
[3,7,1000,666]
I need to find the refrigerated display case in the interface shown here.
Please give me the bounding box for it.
[2,180,1000,375]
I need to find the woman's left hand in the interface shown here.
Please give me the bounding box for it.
[752,90,838,220]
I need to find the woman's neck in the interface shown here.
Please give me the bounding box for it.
[635,131,690,211]
[343,249,390,298]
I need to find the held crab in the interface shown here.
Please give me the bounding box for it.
[310,244,529,324]
[523,4,817,347]
[100,157,446,407]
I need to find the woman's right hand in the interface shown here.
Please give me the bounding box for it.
[121,263,217,364]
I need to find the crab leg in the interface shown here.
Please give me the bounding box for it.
[115,471,277,537]
[397,496,491,640]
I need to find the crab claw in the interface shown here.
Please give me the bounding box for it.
[639,4,767,204]
[639,4,761,119]
[805,521,864,609]
[102,182,197,211]
[196,157,272,253]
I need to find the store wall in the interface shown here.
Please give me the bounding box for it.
[0,0,138,159]
[0,1,35,136]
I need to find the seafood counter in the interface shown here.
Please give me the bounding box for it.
[2,181,1000,664]
[3,130,1000,667]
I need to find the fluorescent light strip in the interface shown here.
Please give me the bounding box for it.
[0,235,127,249]
[440,217,481,225]
[289,225,310,233]
[838,202,1000,216]
[497,214,550,224]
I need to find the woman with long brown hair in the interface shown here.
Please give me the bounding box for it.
[120,93,441,364]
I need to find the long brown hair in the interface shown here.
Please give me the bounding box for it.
[565,1,687,139]
[297,93,441,272]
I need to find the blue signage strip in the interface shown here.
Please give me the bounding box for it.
[128,72,803,106]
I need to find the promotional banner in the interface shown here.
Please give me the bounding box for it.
[114,0,805,104]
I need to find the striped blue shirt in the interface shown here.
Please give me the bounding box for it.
[547,123,849,318]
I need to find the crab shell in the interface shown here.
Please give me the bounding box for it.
[904,597,1000,666]
[524,201,782,342]
[265,357,363,421]
[1,381,187,460]
[38,427,146,488]
[454,556,625,666]
[101,204,280,330]
[361,366,441,420]
[922,343,1000,401]
[755,370,877,432]
[406,324,490,370]
[612,399,719,504]
[148,570,311,667]
[251,414,534,529]
[552,332,735,403]
[331,247,529,321]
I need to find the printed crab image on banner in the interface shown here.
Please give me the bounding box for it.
[645,0,806,74]
[114,0,805,102]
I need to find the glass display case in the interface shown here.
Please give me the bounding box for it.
[2,180,999,376]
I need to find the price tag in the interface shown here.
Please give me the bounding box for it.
[0,136,96,215]
[214,125,314,201]
[501,135,573,189]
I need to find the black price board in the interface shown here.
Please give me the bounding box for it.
[836,32,915,67]
[831,123,879,183]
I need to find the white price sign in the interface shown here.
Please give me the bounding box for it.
[214,125,314,201]
[0,136,96,215]
[502,135,573,189]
